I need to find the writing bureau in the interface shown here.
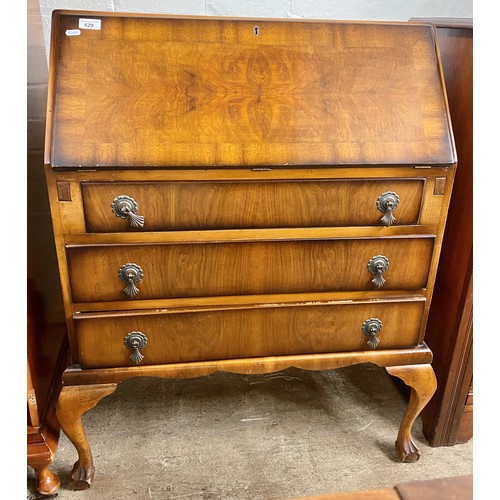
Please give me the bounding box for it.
[44,11,456,490]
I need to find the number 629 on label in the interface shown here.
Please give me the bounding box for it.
[78,18,101,30]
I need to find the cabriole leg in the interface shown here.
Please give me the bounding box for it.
[386,364,437,463]
[55,384,117,489]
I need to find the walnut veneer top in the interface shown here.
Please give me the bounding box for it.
[46,12,455,168]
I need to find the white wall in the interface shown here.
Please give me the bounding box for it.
[39,0,472,58]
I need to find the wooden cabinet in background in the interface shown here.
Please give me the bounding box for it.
[27,280,68,495]
[412,18,473,447]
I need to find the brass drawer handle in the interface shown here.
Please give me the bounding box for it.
[119,263,144,298]
[124,331,148,364]
[367,255,389,288]
[361,318,382,349]
[377,191,400,226]
[111,195,145,228]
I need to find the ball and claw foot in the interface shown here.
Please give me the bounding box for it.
[56,383,117,490]
[386,364,437,463]
[396,438,421,463]
[70,460,95,490]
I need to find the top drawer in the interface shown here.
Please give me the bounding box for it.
[81,179,424,232]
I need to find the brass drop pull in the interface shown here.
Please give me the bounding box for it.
[361,318,382,349]
[124,331,148,364]
[367,255,389,288]
[111,195,145,228]
[377,192,400,226]
[119,263,144,298]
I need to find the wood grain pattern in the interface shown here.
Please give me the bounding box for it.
[395,475,472,500]
[46,13,455,168]
[291,488,401,500]
[82,179,424,231]
[419,177,446,225]
[71,289,427,314]
[27,279,68,496]
[74,299,425,368]
[56,181,72,201]
[417,21,473,447]
[386,364,437,462]
[55,384,117,489]
[67,237,434,302]
[49,166,449,234]
[43,13,457,485]
[52,165,453,182]
[292,474,472,499]
[292,488,399,499]
[62,345,434,385]
[64,226,439,246]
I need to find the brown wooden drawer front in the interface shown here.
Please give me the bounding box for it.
[75,299,426,368]
[67,237,434,303]
[81,179,424,232]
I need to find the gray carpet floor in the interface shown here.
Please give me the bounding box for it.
[27,364,472,499]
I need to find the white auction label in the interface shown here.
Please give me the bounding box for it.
[78,18,101,30]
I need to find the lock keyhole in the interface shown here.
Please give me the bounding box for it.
[254,26,259,35]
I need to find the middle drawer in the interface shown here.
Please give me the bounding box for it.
[67,237,434,303]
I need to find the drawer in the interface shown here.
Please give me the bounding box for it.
[67,237,434,303]
[81,179,424,232]
[74,299,426,368]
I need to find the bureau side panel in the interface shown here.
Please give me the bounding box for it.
[43,166,80,360]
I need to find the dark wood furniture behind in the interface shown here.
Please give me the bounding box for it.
[293,474,473,500]
[413,18,473,447]
[27,2,69,495]
[27,280,68,495]
[44,12,457,491]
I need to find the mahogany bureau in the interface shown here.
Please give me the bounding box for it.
[44,11,456,490]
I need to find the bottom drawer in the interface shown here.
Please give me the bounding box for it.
[74,299,426,369]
